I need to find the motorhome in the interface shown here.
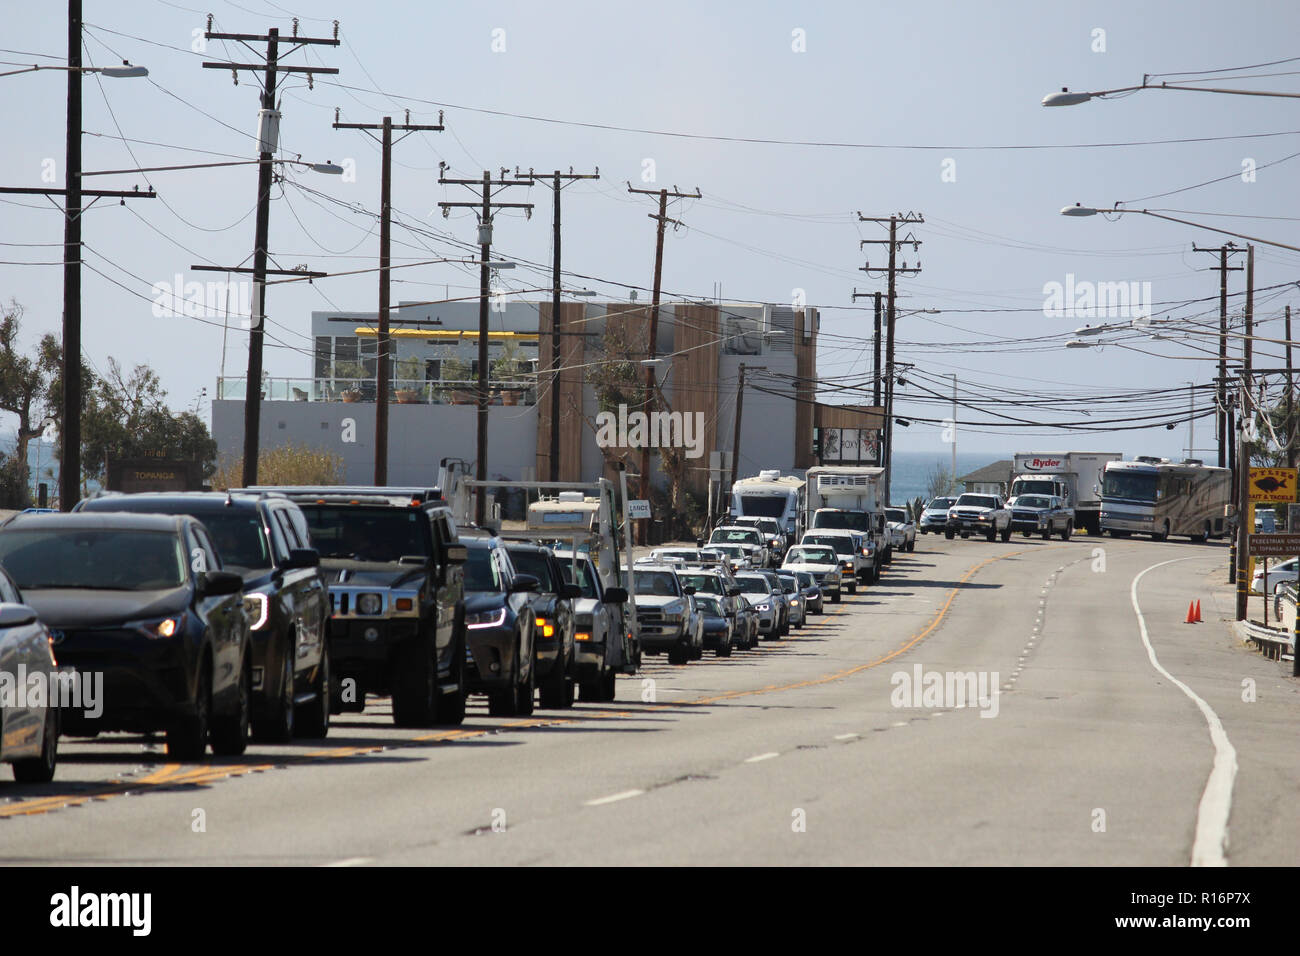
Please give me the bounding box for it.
[1099,457,1231,542]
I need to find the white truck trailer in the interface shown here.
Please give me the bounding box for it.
[1008,452,1121,536]
[803,465,889,576]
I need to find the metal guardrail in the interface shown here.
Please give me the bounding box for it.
[215,376,537,406]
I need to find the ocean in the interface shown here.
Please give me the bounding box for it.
[887,450,1012,506]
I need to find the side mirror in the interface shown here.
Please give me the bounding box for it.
[282,547,320,570]
[201,570,244,597]
[563,583,583,599]
[0,603,38,628]
[602,586,629,604]
[445,544,468,564]
[510,573,541,593]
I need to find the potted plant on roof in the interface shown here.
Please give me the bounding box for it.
[333,360,366,402]
[491,340,529,407]
[442,356,474,405]
[394,355,424,404]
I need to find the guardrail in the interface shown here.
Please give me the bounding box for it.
[215,376,537,406]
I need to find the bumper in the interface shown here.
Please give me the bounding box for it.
[638,621,689,652]
[54,635,196,732]
[465,624,517,691]
[1101,513,1152,533]
[948,518,994,533]
[1009,518,1046,533]
[702,626,731,650]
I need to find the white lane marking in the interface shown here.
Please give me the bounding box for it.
[584,789,645,806]
[891,721,909,727]
[834,733,859,740]
[1130,557,1237,868]
[322,857,372,867]
[744,752,780,763]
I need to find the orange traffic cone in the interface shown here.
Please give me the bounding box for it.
[1185,601,1197,624]
[1194,600,1202,623]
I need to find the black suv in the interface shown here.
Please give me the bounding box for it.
[0,512,250,759]
[262,487,468,727]
[76,491,331,741]
[503,542,581,709]
[462,535,542,717]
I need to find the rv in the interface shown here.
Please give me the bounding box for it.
[1099,457,1231,542]
[729,470,806,539]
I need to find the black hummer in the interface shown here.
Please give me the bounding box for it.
[260,487,468,727]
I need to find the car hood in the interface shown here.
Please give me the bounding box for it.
[464,590,510,614]
[23,587,191,628]
[320,560,425,589]
[633,594,685,609]
[783,562,837,574]
[739,593,773,607]
[571,596,602,617]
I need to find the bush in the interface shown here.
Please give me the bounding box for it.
[211,442,345,490]
[0,453,32,509]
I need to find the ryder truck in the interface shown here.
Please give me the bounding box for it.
[1009,452,1121,536]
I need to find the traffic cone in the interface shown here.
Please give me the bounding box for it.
[1194,600,1202,623]
[1185,601,1197,624]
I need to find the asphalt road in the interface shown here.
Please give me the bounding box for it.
[2,532,1296,866]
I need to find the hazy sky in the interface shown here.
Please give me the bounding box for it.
[3,0,1298,460]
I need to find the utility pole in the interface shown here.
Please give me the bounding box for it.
[859,212,923,502]
[1236,373,1252,621]
[627,183,701,541]
[0,0,157,508]
[334,109,444,485]
[848,288,883,407]
[515,166,600,482]
[1244,245,1255,379]
[438,168,533,526]
[1193,243,1242,468]
[727,363,746,500]
[950,373,958,480]
[1286,304,1294,469]
[202,19,339,487]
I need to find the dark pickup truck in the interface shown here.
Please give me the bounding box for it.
[262,487,469,727]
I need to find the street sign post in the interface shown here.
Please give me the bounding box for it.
[1247,533,1300,557]
[627,499,651,521]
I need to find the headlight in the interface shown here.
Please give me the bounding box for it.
[466,607,507,629]
[357,592,383,615]
[243,593,269,630]
[142,614,186,639]
[755,603,770,611]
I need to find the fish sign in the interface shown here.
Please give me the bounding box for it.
[1249,467,1297,503]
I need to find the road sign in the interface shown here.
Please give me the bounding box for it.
[1247,533,1300,557]
[1248,467,1297,503]
[627,499,651,520]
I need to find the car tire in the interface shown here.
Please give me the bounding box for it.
[393,631,437,727]
[831,591,841,603]
[1059,522,1071,542]
[540,647,569,709]
[667,646,689,665]
[716,641,732,658]
[599,666,617,702]
[945,530,955,540]
[487,687,514,716]
[13,703,58,783]
[1000,527,1011,542]
[1152,520,1170,542]
[297,643,331,738]
[513,648,535,717]
[211,658,251,757]
[254,641,296,744]
[167,659,212,760]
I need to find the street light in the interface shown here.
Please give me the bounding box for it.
[0,62,148,79]
[1059,204,1300,255]
[1043,80,1300,106]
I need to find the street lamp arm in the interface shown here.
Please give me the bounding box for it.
[1122,208,1300,255]
[83,158,341,177]
[1044,81,1300,106]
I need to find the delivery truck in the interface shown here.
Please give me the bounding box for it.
[1008,452,1122,536]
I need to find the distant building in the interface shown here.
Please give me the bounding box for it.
[211,300,875,494]
[959,460,1013,496]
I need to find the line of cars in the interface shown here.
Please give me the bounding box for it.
[917,493,1074,542]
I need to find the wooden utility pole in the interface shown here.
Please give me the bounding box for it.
[1193,243,1242,468]
[514,167,600,482]
[438,168,533,525]
[727,363,746,500]
[202,19,340,487]
[847,288,883,407]
[1287,304,1294,469]
[334,110,444,485]
[859,212,923,501]
[627,183,701,541]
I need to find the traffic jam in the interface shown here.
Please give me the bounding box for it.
[0,453,1206,781]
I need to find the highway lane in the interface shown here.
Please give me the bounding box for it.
[1,533,1296,865]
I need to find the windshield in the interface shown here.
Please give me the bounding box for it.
[557,557,598,598]
[1012,479,1059,496]
[786,546,836,564]
[955,495,998,509]
[710,528,761,545]
[812,511,870,532]
[774,574,797,593]
[464,545,504,592]
[619,569,681,597]
[926,498,955,511]
[301,506,430,562]
[734,576,771,595]
[803,535,853,556]
[677,573,723,595]
[735,494,790,518]
[796,571,814,587]
[192,513,271,570]
[506,550,555,592]
[694,596,723,615]
[1103,471,1157,503]
[0,529,186,591]
[885,509,906,523]
[1013,496,1051,509]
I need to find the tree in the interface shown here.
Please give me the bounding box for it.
[924,463,959,500]
[211,442,344,490]
[0,452,31,509]
[79,358,218,487]
[0,301,65,484]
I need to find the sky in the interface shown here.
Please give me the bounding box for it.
[3,0,1299,461]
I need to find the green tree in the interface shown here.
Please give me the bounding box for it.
[0,301,66,483]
